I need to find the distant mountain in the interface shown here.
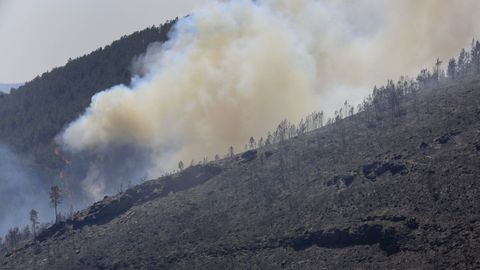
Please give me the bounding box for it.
[0,83,23,93]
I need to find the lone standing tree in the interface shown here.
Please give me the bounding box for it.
[249,137,256,149]
[178,160,184,171]
[49,186,62,223]
[29,209,39,239]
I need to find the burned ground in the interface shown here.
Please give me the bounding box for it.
[2,79,480,269]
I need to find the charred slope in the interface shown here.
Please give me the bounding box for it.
[2,78,480,269]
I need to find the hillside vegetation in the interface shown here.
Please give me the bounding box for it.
[0,21,175,179]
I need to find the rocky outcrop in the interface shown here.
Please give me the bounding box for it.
[362,161,407,180]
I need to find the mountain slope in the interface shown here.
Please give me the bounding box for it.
[2,76,479,269]
[0,21,175,179]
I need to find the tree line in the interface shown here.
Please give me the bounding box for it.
[176,39,480,170]
[0,185,66,252]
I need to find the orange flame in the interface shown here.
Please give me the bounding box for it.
[54,147,72,165]
[54,147,72,179]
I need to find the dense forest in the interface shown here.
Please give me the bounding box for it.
[0,20,176,181]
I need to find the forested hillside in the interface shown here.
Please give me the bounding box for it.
[0,20,176,179]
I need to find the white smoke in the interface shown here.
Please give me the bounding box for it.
[59,0,480,179]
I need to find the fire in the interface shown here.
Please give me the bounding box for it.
[54,147,72,165]
[54,146,72,179]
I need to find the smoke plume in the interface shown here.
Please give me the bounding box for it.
[59,0,480,184]
[0,144,51,236]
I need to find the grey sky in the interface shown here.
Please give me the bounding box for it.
[0,0,208,82]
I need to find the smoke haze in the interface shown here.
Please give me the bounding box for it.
[0,144,51,236]
[59,0,480,188]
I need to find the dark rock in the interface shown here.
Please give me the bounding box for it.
[449,129,461,136]
[241,150,257,162]
[361,215,406,222]
[362,163,379,180]
[379,227,401,255]
[331,174,356,187]
[382,163,407,175]
[362,161,407,180]
[435,135,451,144]
[406,218,419,230]
[281,224,402,256]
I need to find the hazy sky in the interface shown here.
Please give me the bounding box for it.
[0,0,208,83]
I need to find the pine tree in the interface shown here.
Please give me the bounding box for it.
[29,209,39,239]
[49,186,62,223]
[471,40,480,73]
[447,58,457,80]
[249,137,256,149]
[178,160,184,171]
